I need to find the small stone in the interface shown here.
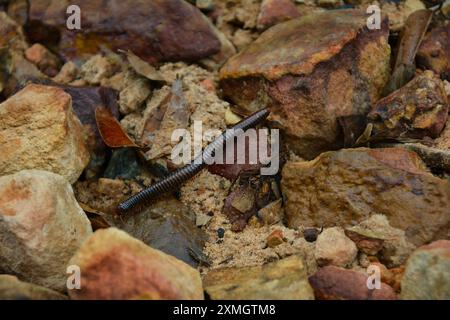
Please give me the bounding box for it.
[309,266,397,300]
[303,228,320,243]
[267,229,284,248]
[314,227,358,267]
[80,55,119,85]
[203,255,314,299]
[119,78,152,114]
[401,240,450,300]
[345,229,384,255]
[368,71,448,140]
[0,84,90,183]
[25,43,61,76]
[68,228,204,300]
[0,170,92,291]
[256,0,300,31]
[257,198,283,225]
[0,11,28,51]
[0,275,67,300]
[217,228,225,239]
[52,61,79,84]
[417,24,450,80]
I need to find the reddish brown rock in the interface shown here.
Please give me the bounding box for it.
[345,229,384,256]
[68,228,204,300]
[282,148,450,246]
[309,266,397,300]
[266,229,284,248]
[25,43,61,77]
[28,0,220,63]
[220,9,391,159]
[256,0,300,31]
[417,23,450,80]
[368,71,448,140]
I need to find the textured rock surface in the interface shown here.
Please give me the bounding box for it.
[368,71,448,140]
[25,43,61,77]
[309,266,397,300]
[282,148,450,246]
[0,11,28,51]
[109,197,208,268]
[417,23,450,80]
[28,0,221,63]
[68,228,204,300]
[0,170,92,292]
[315,227,357,267]
[256,0,300,30]
[0,275,67,300]
[401,240,450,300]
[203,255,314,300]
[220,9,391,159]
[0,84,90,183]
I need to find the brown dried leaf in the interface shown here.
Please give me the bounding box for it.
[78,202,110,231]
[95,107,139,148]
[124,50,165,82]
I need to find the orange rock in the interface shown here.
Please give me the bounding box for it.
[25,43,61,77]
[68,228,204,300]
[417,24,450,80]
[256,0,300,31]
[267,229,284,248]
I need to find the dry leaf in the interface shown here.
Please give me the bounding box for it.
[124,50,165,82]
[78,202,110,230]
[95,107,139,148]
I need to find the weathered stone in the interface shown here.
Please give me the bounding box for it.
[368,71,448,140]
[0,275,67,300]
[52,61,79,84]
[203,255,314,300]
[417,23,450,80]
[282,148,450,246]
[220,9,391,159]
[309,266,397,300]
[119,78,152,115]
[109,197,208,268]
[0,84,90,183]
[0,11,28,51]
[28,0,221,63]
[401,240,450,300]
[266,229,284,248]
[25,43,61,77]
[68,228,204,300]
[315,227,358,267]
[80,55,120,85]
[256,0,300,30]
[0,170,93,292]
[349,215,416,268]
[257,198,284,225]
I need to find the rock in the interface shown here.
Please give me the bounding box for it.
[220,9,391,159]
[80,55,120,85]
[68,228,204,300]
[6,0,29,26]
[0,275,67,300]
[282,148,450,247]
[314,227,357,267]
[28,0,220,63]
[52,61,79,84]
[349,215,416,268]
[119,78,152,115]
[267,229,285,248]
[224,108,243,125]
[368,71,448,140]
[25,43,61,77]
[0,170,93,291]
[103,148,140,180]
[401,240,450,300]
[203,255,314,300]
[109,197,208,268]
[257,198,284,225]
[345,229,384,256]
[417,23,450,80]
[317,0,344,8]
[0,84,90,183]
[309,266,397,300]
[0,11,28,51]
[256,0,300,31]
